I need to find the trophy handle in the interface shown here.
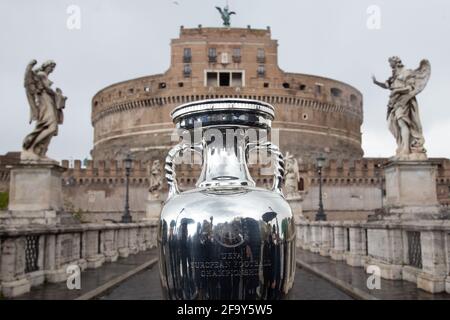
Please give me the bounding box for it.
[165,142,203,200]
[247,142,285,196]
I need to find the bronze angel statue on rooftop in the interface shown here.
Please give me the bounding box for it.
[21,60,67,162]
[372,57,431,160]
[216,5,236,27]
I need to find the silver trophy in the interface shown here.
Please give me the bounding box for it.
[158,99,296,300]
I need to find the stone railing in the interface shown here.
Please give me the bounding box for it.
[0,221,158,298]
[296,219,450,294]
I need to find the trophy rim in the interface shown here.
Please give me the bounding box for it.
[171,98,275,121]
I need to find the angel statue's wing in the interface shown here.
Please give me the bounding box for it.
[24,59,40,124]
[215,6,223,16]
[408,59,431,97]
[229,11,236,15]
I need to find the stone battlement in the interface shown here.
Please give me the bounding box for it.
[59,157,450,187]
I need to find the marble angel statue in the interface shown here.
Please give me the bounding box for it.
[284,152,300,198]
[148,159,163,199]
[22,60,67,162]
[372,57,431,160]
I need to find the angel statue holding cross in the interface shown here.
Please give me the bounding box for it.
[372,57,431,160]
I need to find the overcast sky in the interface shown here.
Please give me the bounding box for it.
[1,0,449,161]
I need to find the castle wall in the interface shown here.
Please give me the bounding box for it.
[51,157,450,222]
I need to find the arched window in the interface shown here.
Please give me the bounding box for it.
[330,87,342,98]
[298,177,304,191]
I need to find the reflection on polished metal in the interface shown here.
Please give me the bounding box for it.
[158,99,296,300]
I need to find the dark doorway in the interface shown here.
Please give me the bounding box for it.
[219,72,230,86]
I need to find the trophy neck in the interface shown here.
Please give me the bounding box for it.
[197,127,255,189]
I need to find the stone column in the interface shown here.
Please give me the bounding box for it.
[302,224,312,251]
[102,229,118,262]
[128,227,139,254]
[366,226,404,280]
[78,231,87,271]
[137,226,147,251]
[46,233,67,283]
[118,228,130,258]
[143,224,153,250]
[0,237,31,297]
[85,230,105,269]
[296,223,304,248]
[319,225,332,257]
[149,223,159,248]
[417,230,447,293]
[330,224,345,261]
[310,224,321,253]
[44,234,60,283]
[346,226,365,267]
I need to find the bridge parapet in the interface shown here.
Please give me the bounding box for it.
[296,219,450,294]
[0,221,158,298]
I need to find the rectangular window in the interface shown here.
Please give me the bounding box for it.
[233,48,241,63]
[231,72,242,87]
[205,71,244,87]
[315,84,322,94]
[208,48,217,63]
[207,72,217,86]
[257,48,265,63]
[183,64,191,77]
[221,52,229,64]
[257,65,265,78]
[183,48,192,63]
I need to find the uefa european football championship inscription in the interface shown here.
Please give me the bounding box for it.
[158,99,296,300]
[191,252,272,278]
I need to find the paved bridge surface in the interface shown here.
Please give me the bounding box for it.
[98,256,352,300]
[11,249,450,300]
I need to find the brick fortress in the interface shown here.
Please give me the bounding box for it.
[91,26,363,162]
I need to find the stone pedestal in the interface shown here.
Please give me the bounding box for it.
[3,162,65,225]
[145,195,163,221]
[383,161,441,220]
[287,196,304,222]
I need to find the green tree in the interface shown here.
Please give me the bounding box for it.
[0,192,9,210]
